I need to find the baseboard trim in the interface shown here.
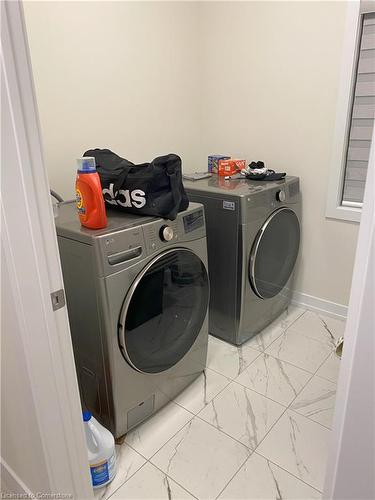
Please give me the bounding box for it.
[291,291,348,320]
[1,459,32,495]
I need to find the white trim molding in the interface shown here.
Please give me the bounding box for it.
[326,0,362,223]
[291,291,348,321]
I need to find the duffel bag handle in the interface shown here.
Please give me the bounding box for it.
[166,166,182,215]
[112,160,132,193]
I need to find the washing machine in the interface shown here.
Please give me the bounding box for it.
[56,201,209,438]
[184,176,301,346]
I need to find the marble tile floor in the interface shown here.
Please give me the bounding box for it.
[95,306,345,500]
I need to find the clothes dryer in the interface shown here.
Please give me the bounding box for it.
[184,176,301,345]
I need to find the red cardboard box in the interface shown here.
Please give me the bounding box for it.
[218,159,246,176]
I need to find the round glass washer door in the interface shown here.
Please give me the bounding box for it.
[118,248,209,374]
[249,207,300,299]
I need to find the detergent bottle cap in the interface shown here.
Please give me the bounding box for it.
[77,157,96,173]
[82,410,92,422]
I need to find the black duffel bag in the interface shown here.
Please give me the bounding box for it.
[83,149,189,220]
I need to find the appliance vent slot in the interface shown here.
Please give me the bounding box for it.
[127,395,155,429]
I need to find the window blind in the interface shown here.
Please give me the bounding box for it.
[342,12,375,205]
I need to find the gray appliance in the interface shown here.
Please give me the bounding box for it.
[184,176,301,346]
[56,202,209,438]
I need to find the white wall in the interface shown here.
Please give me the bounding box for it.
[198,1,359,307]
[24,1,359,307]
[24,1,202,200]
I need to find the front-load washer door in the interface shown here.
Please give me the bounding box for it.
[249,207,300,299]
[118,249,209,374]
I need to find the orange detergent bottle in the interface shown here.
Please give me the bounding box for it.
[75,157,107,229]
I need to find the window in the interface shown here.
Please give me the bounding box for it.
[342,12,375,207]
[327,3,375,222]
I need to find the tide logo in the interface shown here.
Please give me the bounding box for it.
[102,183,146,209]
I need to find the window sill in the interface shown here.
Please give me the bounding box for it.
[325,204,362,223]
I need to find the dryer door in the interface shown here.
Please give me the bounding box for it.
[118,249,209,374]
[249,207,300,299]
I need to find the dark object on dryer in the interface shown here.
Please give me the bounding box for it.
[246,170,286,181]
[244,161,286,181]
[84,149,189,220]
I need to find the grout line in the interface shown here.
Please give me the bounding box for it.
[314,373,338,386]
[120,440,150,461]
[287,407,333,431]
[205,352,263,383]
[105,458,200,500]
[253,450,324,495]
[244,349,318,377]
[257,309,308,353]
[262,346,332,378]
[315,355,341,384]
[146,414,199,464]
[286,310,344,350]
[213,450,257,500]
[244,307,308,353]
[104,460,149,500]
[99,442,147,499]
[150,462,200,500]
[144,411,196,463]
[117,402,198,468]
[194,412,253,451]
[227,378,288,409]
[172,399,198,417]
[125,420,200,499]
[263,328,338,378]
[172,366,233,415]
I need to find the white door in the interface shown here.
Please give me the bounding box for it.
[1,1,92,497]
[324,130,375,498]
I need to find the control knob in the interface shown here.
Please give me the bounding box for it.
[160,225,174,242]
[276,189,286,202]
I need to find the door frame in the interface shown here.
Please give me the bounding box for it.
[1,2,93,497]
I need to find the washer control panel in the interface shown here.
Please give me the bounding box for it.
[143,219,179,254]
[143,206,205,255]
